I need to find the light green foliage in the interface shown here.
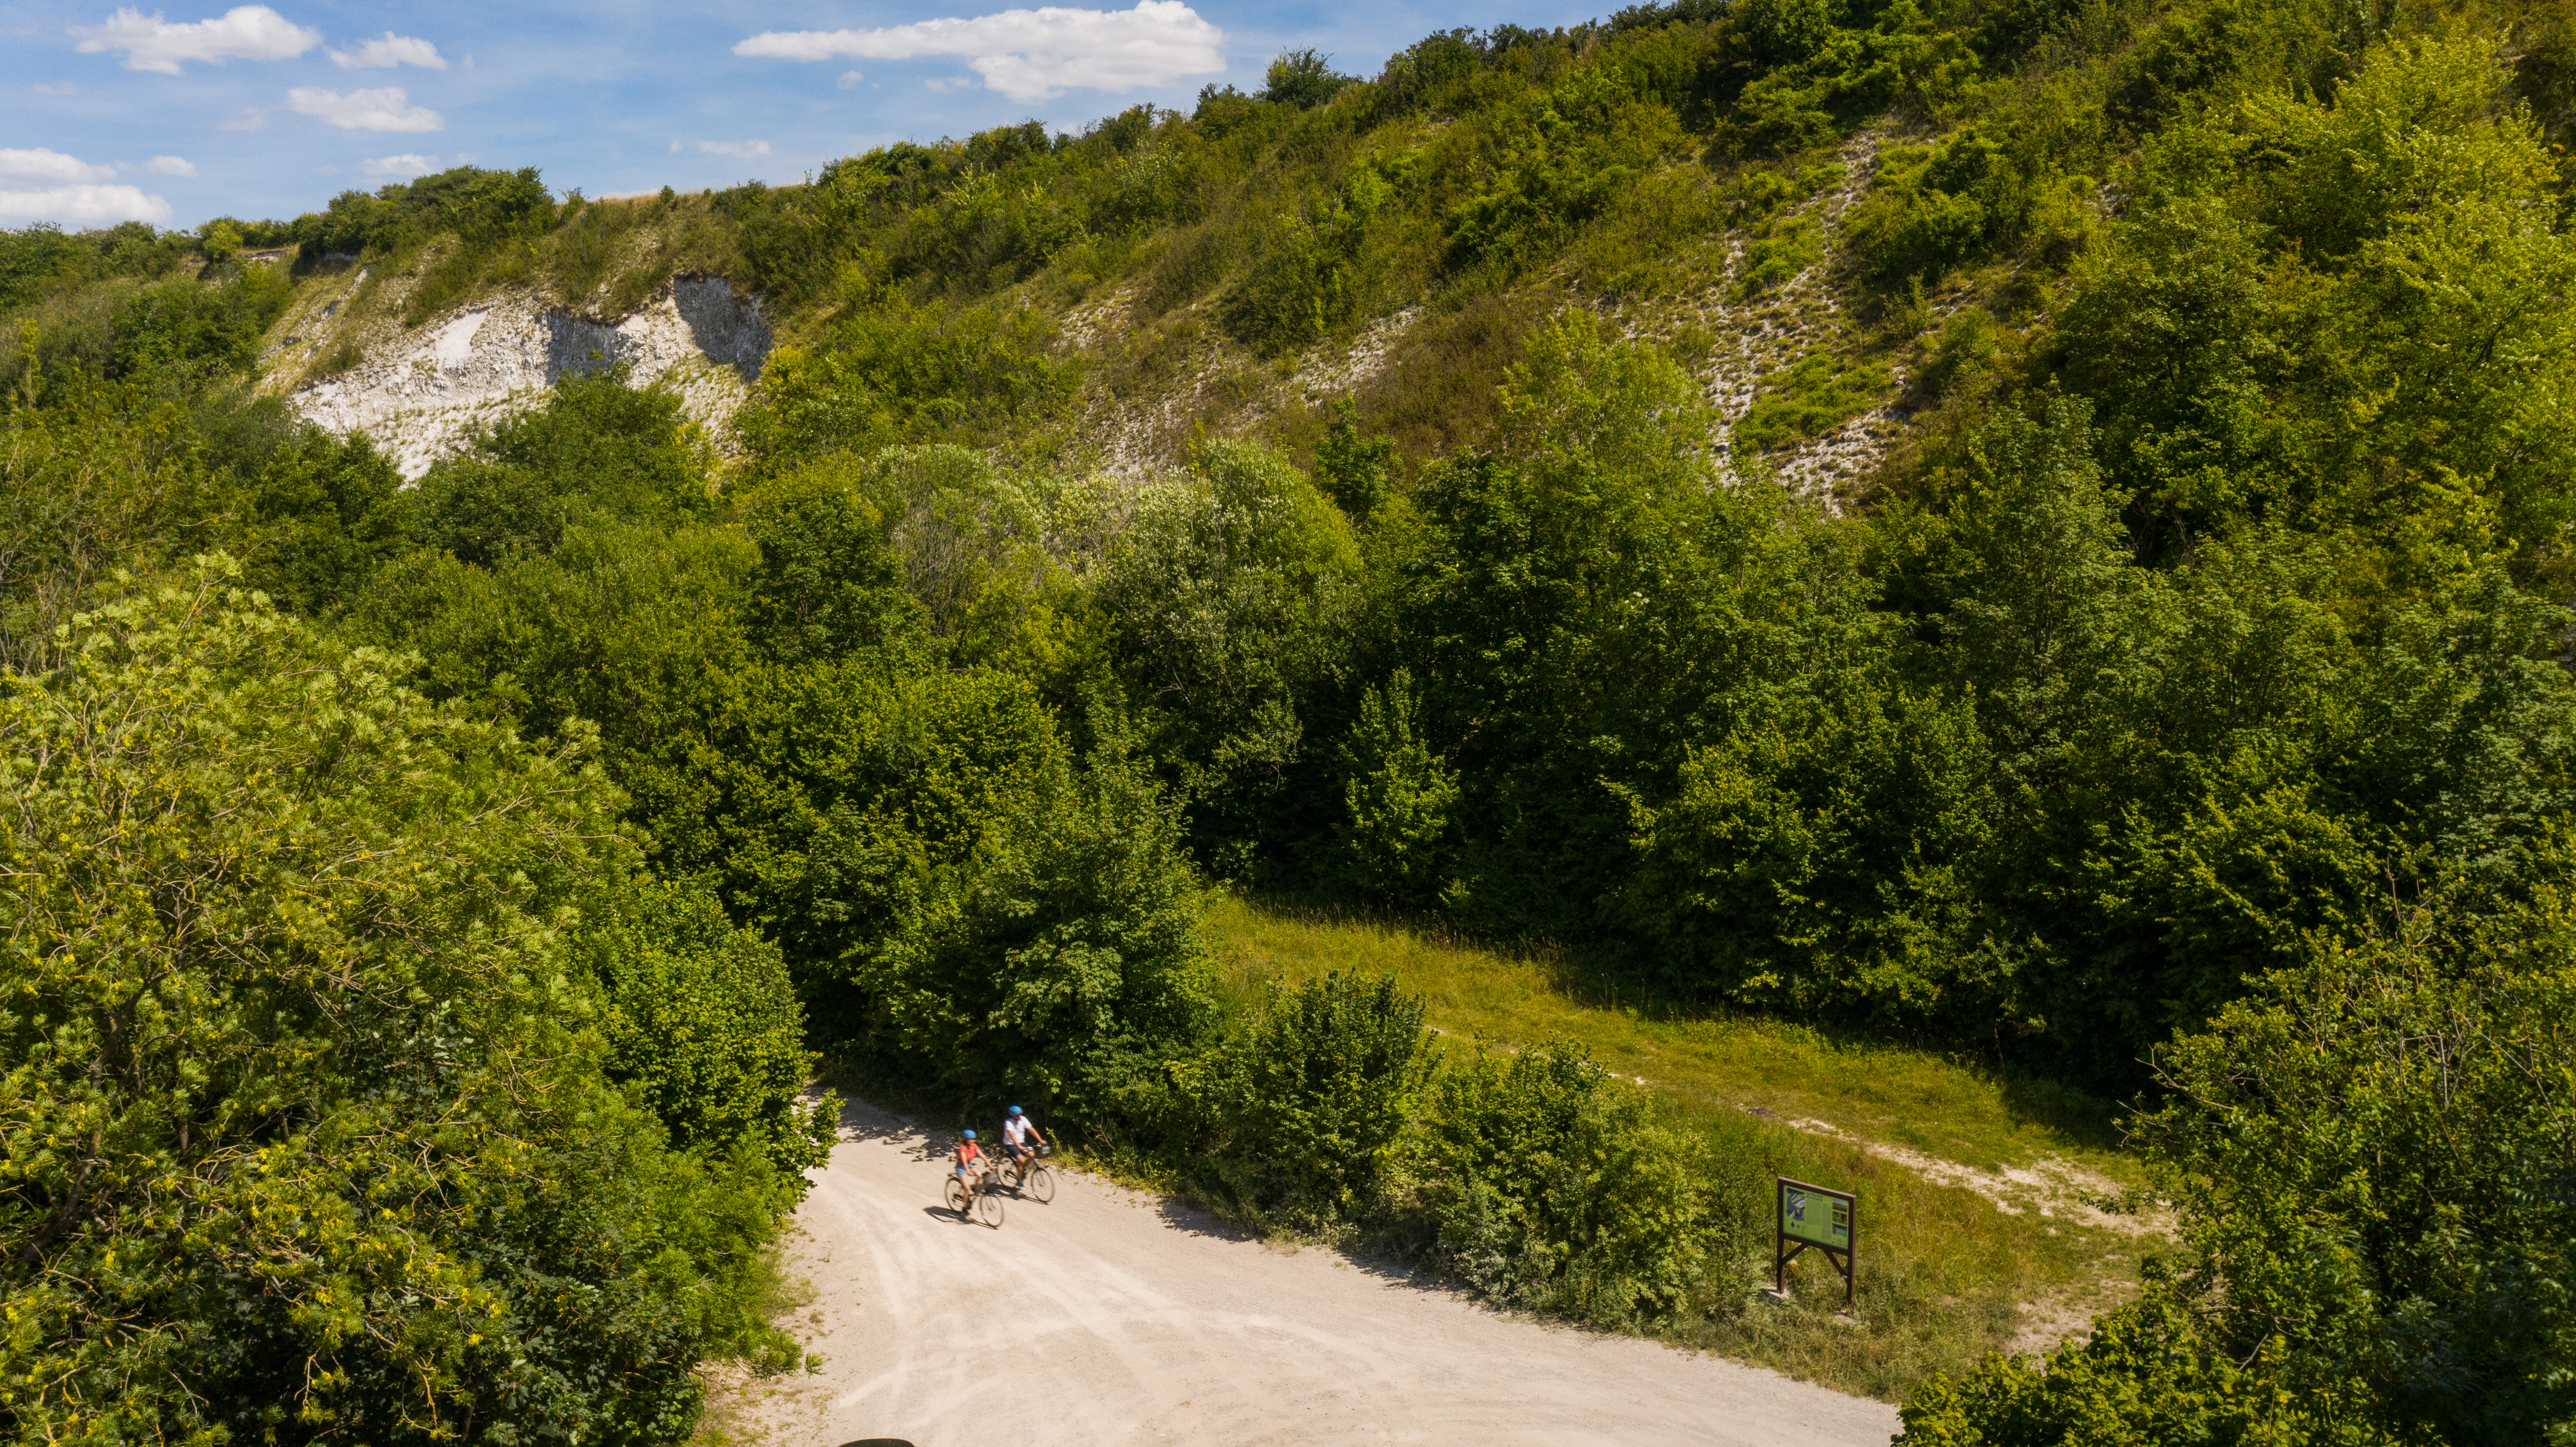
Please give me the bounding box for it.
[1335,668,1461,904]
[1448,67,1687,279]
[1419,1043,1752,1329]
[1845,131,2034,288]
[1177,971,1435,1227]
[586,880,838,1181]
[0,567,804,1441]
[1736,213,1824,295]
[1733,350,1891,454]
[742,293,1080,465]
[0,379,232,669]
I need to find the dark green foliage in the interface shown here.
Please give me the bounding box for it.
[1312,398,1398,521]
[235,424,415,615]
[1418,1043,1752,1327]
[1261,49,1359,109]
[1901,915,2576,1445]
[1385,317,1864,939]
[1177,971,1436,1226]
[1096,443,1361,870]
[410,371,712,567]
[290,165,554,262]
[851,749,1221,1124]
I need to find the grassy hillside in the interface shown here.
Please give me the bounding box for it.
[1205,894,2155,1398]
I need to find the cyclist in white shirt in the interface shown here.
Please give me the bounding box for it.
[1000,1105,1047,1174]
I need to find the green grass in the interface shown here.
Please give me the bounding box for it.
[1734,349,1893,454]
[1207,893,2160,1402]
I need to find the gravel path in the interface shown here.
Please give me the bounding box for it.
[739,1100,1902,1447]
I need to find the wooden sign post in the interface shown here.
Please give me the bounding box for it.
[1775,1176,1857,1310]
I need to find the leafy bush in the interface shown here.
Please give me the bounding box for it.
[1901,917,2576,1445]
[586,880,838,1181]
[741,293,1080,465]
[851,749,1221,1128]
[1260,48,1359,108]
[1843,131,2029,288]
[1335,668,1461,904]
[1417,1043,1752,1328]
[1177,971,1436,1227]
[1096,442,1362,866]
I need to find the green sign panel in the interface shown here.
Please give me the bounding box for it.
[1781,1181,1852,1250]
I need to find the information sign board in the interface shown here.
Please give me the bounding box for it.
[1774,1176,1858,1309]
[1782,1182,1852,1250]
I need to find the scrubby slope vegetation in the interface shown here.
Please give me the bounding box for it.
[5,0,2576,1439]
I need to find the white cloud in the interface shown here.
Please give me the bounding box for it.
[838,68,864,88]
[0,148,120,184]
[0,184,173,225]
[330,31,446,69]
[32,82,80,95]
[698,140,771,158]
[360,152,441,178]
[71,5,320,74]
[735,0,1223,102]
[220,105,266,129]
[288,86,443,132]
[142,154,197,176]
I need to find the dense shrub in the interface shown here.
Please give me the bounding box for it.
[1417,1043,1752,1328]
[0,568,806,1441]
[1901,915,2576,1445]
[1177,971,1437,1226]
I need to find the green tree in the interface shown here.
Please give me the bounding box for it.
[1336,668,1461,905]
[0,564,805,1442]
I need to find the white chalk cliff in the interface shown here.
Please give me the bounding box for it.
[292,276,772,478]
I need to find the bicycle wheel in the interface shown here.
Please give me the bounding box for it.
[976,1186,1004,1228]
[1026,1164,1055,1204]
[943,1177,968,1216]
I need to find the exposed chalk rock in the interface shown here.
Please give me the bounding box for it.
[292,275,771,478]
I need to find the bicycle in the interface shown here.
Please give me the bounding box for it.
[942,1163,1005,1228]
[999,1142,1055,1204]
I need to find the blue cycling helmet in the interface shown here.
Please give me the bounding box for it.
[1008,1105,1024,1117]
[962,1129,977,1140]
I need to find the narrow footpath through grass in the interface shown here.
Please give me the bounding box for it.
[1207,894,2167,1402]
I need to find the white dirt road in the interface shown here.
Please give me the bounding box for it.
[738,1101,1903,1447]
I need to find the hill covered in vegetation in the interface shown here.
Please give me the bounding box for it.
[4,0,2576,1439]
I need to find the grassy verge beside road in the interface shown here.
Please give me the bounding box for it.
[1207,894,2163,1401]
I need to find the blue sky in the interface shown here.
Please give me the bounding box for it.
[2,0,1606,230]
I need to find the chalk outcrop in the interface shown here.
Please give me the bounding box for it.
[292,276,771,478]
